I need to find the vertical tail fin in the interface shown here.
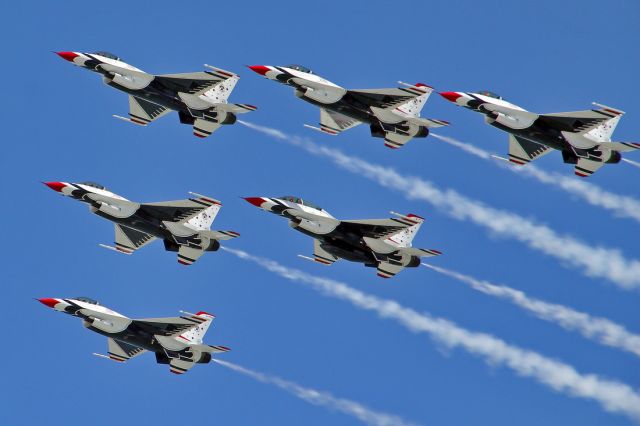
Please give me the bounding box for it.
[386,213,425,248]
[586,103,624,142]
[180,312,215,344]
[202,69,239,104]
[186,193,222,230]
[395,83,434,117]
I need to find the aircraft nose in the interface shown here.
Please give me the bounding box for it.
[439,92,463,103]
[247,65,271,76]
[43,181,67,192]
[243,197,266,207]
[55,51,79,62]
[37,298,60,309]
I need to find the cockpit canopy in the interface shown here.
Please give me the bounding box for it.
[79,181,106,190]
[76,296,99,305]
[476,90,502,100]
[286,64,313,74]
[93,51,121,61]
[279,195,322,210]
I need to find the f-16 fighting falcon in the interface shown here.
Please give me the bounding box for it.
[55,51,256,138]
[439,90,640,176]
[37,297,230,375]
[243,196,441,278]
[248,64,449,149]
[44,181,239,265]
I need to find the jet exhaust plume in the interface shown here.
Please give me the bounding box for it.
[421,263,640,358]
[222,247,640,422]
[431,133,640,223]
[239,121,640,291]
[213,359,419,426]
[622,158,640,169]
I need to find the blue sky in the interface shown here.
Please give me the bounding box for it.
[3,0,639,424]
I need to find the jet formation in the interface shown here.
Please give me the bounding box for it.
[243,196,441,278]
[43,181,239,265]
[248,64,449,149]
[44,53,640,376]
[37,297,229,374]
[440,90,640,176]
[55,51,256,138]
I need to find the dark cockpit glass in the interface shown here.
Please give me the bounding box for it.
[279,196,322,210]
[76,297,99,305]
[80,181,106,190]
[93,51,121,61]
[286,64,313,74]
[477,90,502,100]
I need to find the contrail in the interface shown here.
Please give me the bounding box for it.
[431,133,640,223]
[213,359,419,426]
[421,263,640,358]
[239,121,640,291]
[622,158,640,169]
[221,247,640,422]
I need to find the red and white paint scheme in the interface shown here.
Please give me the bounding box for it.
[243,196,441,279]
[55,51,256,138]
[440,90,640,177]
[37,297,229,375]
[248,64,448,149]
[43,181,239,265]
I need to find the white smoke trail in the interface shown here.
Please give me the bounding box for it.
[221,247,640,422]
[239,121,640,291]
[622,158,640,169]
[431,133,640,223]
[213,359,419,426]
[421,263,640,358]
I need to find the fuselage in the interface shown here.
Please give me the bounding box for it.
[56,51,209,120]
[44,181,203,248]
[249,65,389,128]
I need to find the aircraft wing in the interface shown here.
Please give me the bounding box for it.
[127,96,171,125]
[112,224,157,254]
[155,67,237,97]
[312,239,339,265]
[507,135,553,165]
[347,86,426,109]
[132,313,210,337]
[139,195,221,223]
[313,108,361,135]
[340,217,416,239]
[107,338,147,362]
[538,108,616,133]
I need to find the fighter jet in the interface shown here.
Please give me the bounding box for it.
[37,297,229,375]
[243,196,441,278]
[44,181,239,265]
[439,90,640,176]
[55,51,256,138]
[247,64,449,149]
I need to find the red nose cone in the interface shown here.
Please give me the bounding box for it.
[38,298,59,308]
[439,92,463,103]
[43,181,66,192]
[243,197,265,207]
[247,65,270,76]
[56,51,79,62]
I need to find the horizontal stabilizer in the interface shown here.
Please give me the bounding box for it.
[598,142,640,152]
[377,261,405,279]
[204,230,240,240]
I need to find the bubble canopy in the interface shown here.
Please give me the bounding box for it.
[93,51,121,61]
[79,181,106,190]
[286,64,313,74]
[279,196,322,210]
[477,90,502,100]
[75,297,99,305]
